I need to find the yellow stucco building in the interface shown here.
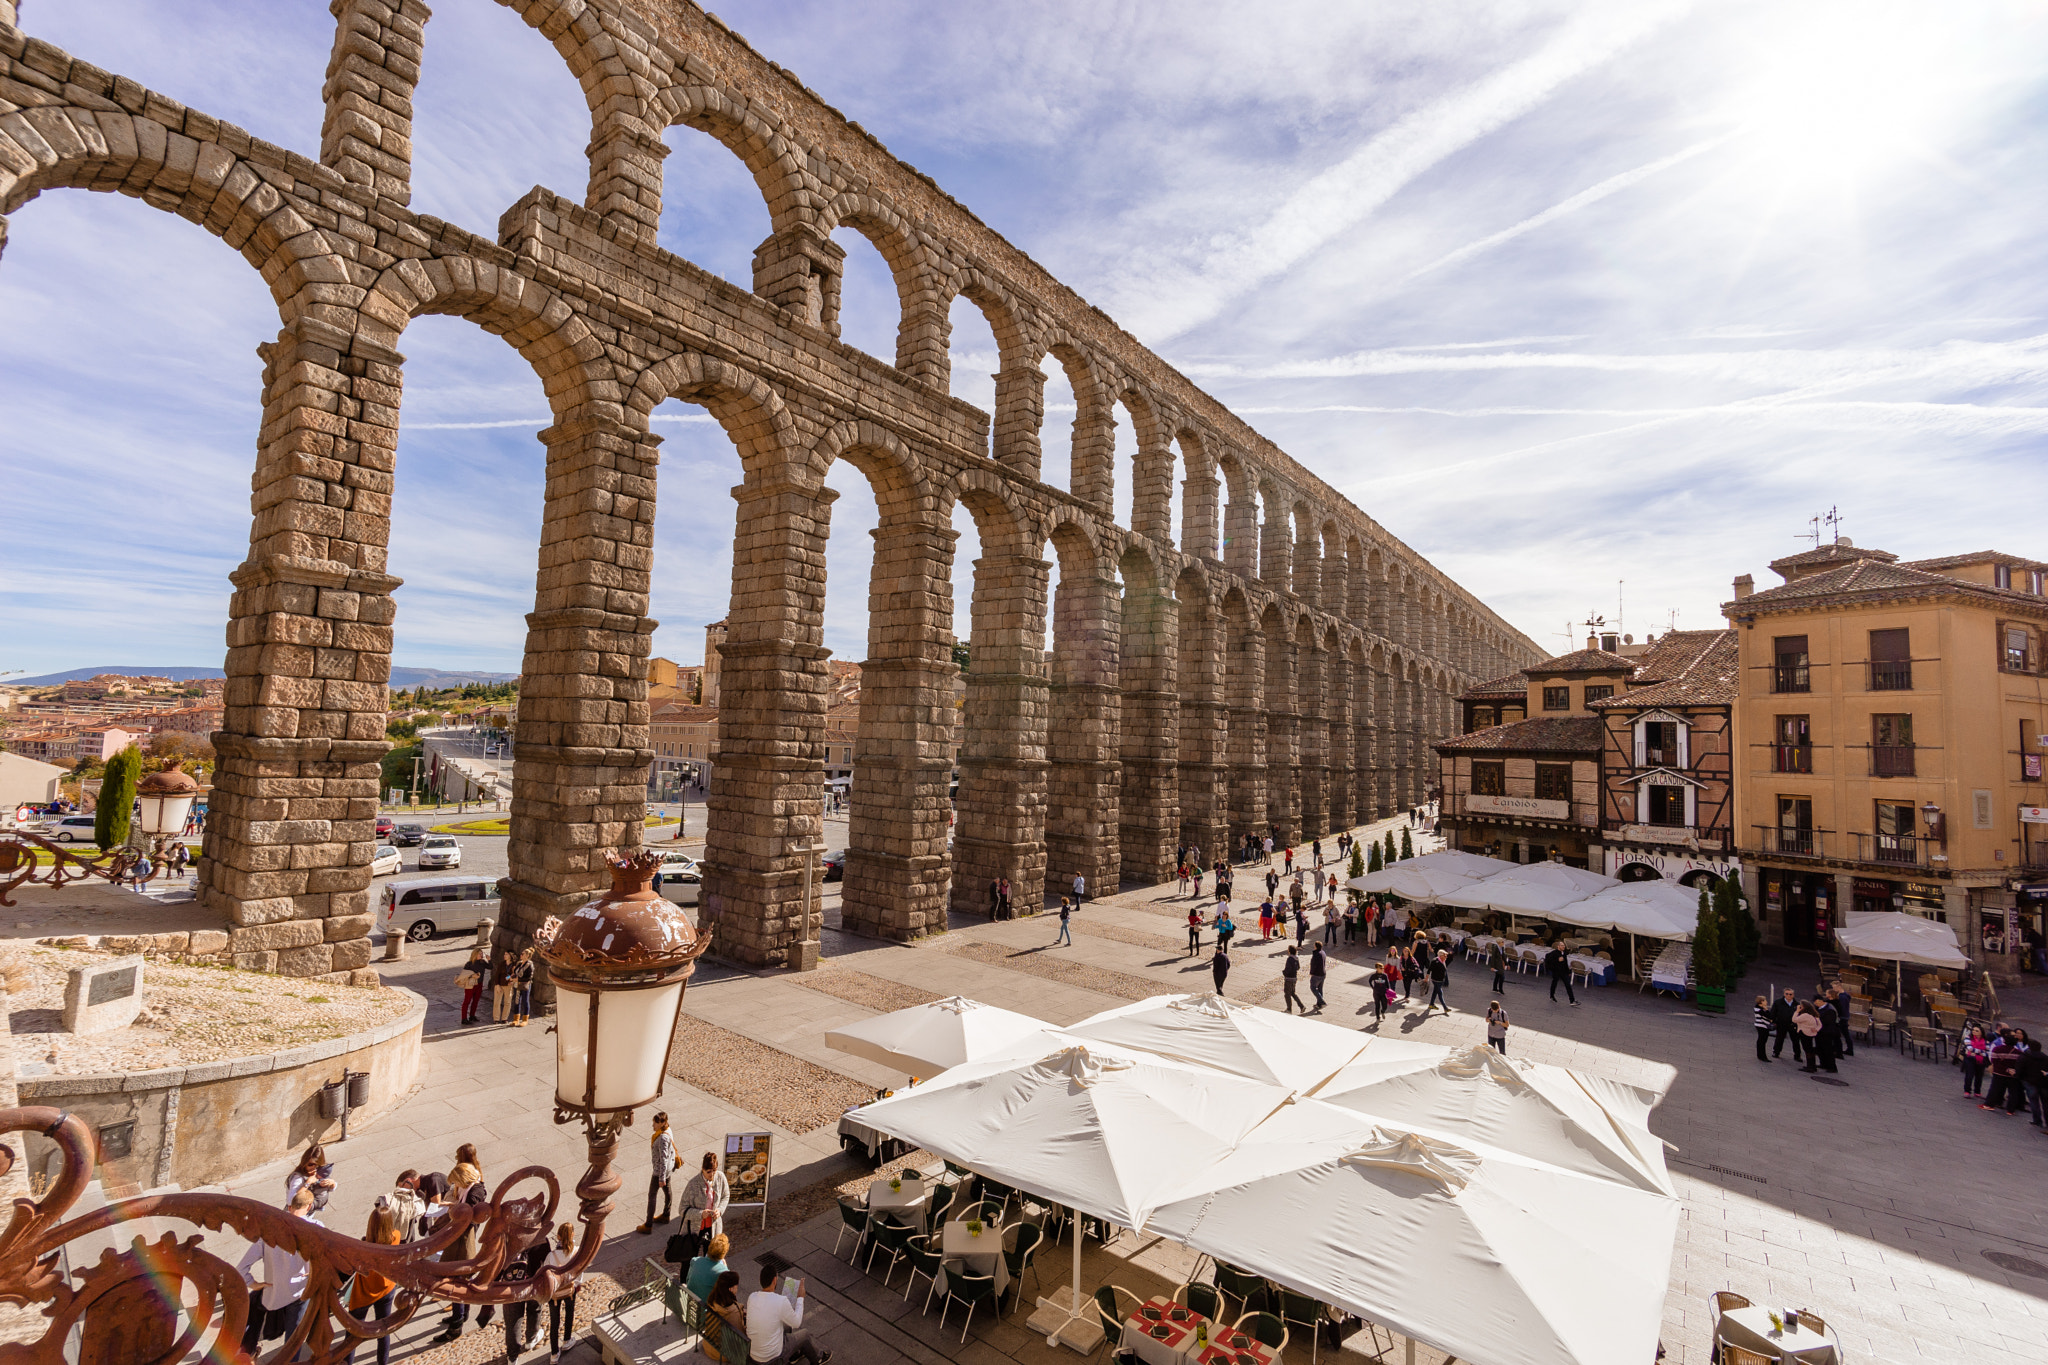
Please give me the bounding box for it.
[1724,541,2048,980]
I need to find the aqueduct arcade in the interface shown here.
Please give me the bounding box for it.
[0,0,1542,974]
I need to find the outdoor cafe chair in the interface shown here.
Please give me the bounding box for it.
[1718,1344,1770,1365]
[1093,1284,1144,1358]
[1795,1311,1827,1337]
[864,1213,914,1283]
[1004,1221,1046,1312]
[957,1199,1007,1232]
[1904,1023,1942,1061]
[902,1233,947,1314]
[1175,1281,1225,1322]
[1868,1006,1898,1047]
[1213,1261,1271,1319]
[940,1269,1000,1343]
[1274,1287,1327,1362]
[833,1197,869,1262]
[1233,1309,1291,1356]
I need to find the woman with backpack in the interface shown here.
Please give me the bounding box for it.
[455,948,488,1026]
[1485,1001,1511,1055]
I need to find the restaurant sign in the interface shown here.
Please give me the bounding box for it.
[2020,805,2048,825]
[1466,793,1570,821]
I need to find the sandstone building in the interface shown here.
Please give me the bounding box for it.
[0,0,1539,974]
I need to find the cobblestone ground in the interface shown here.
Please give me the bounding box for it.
[175,810,2043,1364]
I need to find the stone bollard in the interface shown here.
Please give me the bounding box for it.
[475,918,494,949]
[383,929,405,962]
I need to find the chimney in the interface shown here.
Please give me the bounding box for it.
[1733,574,1754,601]
[1586,634,1598,650]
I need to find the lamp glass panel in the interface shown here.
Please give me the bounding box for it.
[592,981,684,1111]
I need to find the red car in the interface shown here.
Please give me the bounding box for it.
[375,815,395,838]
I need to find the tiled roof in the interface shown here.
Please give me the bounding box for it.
[1433,715,1601,755]
[1591,630,1736,709]
[1527,648,1636,676]
[1901,550,2048,573]
[1725,559,2048,616]
[651,703,720,722]
[1460,670,1530,701]
[1768,542,1896,574]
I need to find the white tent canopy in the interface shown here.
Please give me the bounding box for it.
[823,996,1060,1076]
[1548,879,1699,941]
[1347,850,1518,901]
[1835,910,1970,969]
[1063,992,1370,1093]
[1436,861,1619,918]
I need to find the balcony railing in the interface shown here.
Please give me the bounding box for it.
[1772,664,1811,694]
[1870,744,1916,777]
[1752,825,1828,858]
[1868,661,1913,690]
[1849,832,1928,867]
[1772,744,1813,773]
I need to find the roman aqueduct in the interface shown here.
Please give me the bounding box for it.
[0,0,1542,974]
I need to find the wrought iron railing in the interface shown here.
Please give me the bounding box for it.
[1870,745,1916,777]
[1868,661,1913,691]
[1752,825,1826,857]
[1772,664,1810,693]
[1771,744,1813,773]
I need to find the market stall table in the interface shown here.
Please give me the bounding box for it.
[1649,945,1691,997]
[1716,1305,1841,1365]
[1125,1296,1211,1365]
[867,1176,930,1232]
[1193,1327,1279,1365]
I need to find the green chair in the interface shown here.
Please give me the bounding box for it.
[901,1234,946,1313]
[865,1214,914,1283]
[1094,1285,1144,1357]
[1214,1261,1270,1319]
[1176,1281,1224,1323]
[832,1197,869,1262]
[1234,1310,1290,1356]
[1003,1222,1045,1313]
[940,1269,1000,1342]
[1273,1288,1324,1362]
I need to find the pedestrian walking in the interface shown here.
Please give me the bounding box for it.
[1321,901,1338,945]
[285,1143,336,1213]
[1263,835,1275,864]
[1211,946,1230,995]
[1770,988,1797,1060]
[347,1197,402,1365]
[1753,995,1774,1062]
[1284,846,1295,874]
[511,948,536,1026]
[1258,900,1274,942]
[1055,897,1074,945]
[1312,838,1324,868]
[1265,868,1281,900]
[1308,942,1327,1013]
[678,1151,730,1261]
[546,1222,584,1361]
[1959,1025,1990,1095]
[456,948,488,1025]
[997,877,1012,919]
[1282,946,1306,1014]
[1368,961,1391,1024]
[1485,1001,1510,1055]
[1191,864,1203,898]
[991,878,1005,916]
[1071,872,1087,904]
[1984,1029,2024,1113]
[492,949,517,1024]
[1186,906,1204,957]
[2019,1033,2047,1128]
[1215,908,1235,953]
[1544,946,1577,1005]
[1425,950,1452,1015]
[1387,951,1406,1002]
[1488,941,1508,993]
[638,1114,680,1236]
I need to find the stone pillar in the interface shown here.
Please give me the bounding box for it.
[1329,652,1356,832]
[1045,572,1121,901]
[1177,591,1229,862]
[496,415,663,983]
[1119,576,1179,885]
[320,0,430,205]
[1226,615,1267,851]
[1297,634,1328,839]
[1264,615,1298,842]
[205,316,400,981]
[1293,529,1320,609]
[953,553,1052,918]
[1222,467,1258,576]
[701,479,834,966]
[1182,462,1219,560]
[897,289,951,389]
[1260,498,1290,591]
[841,521,957,940]
[1069,387,1117,517]
[991,365,1044,479]
[1131,444,1175,543]
[753,226,844,331]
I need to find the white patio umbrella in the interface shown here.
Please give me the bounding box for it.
[824,996,1060,1077]
[1314,1043,1674,1196]
[1149,1104,1681,1365]
[1064,993,1371,1093]
[1834,910,1970,1003]
[1436,861,1619,921]
[1553,880,1698,941]
[1347,850,1518,900]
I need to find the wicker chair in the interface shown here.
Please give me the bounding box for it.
[1796,1310,1828,1337]
[1711,1290,1750,1316]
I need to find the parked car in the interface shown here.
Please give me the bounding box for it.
[375,815,396,838]
[381,875,499,942]
[391,823,427,846]
[417,835,462,870]
[822,849,847,882]
[40,815,98,843]
[370,845,402,877]
[657,851,701,883]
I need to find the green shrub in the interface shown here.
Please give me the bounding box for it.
[1692,886,1724,996]
[95,745,140,852]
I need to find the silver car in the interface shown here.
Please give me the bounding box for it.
[40,815,98,843]
[417,834,462,870]
[382,875,499,942]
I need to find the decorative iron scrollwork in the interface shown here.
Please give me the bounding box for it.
[0,831,150,907]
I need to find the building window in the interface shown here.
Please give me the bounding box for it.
[1583,684,1614,705]
[1772,635,1810,693]
[1777,796,1814,855]
[1995,564,2013,590]
[1471,706,1496,731]
[1874,801,1916,864]
[2004,624,2035,673]
[1542,686,1570,711]
[1773,715,1812,772]
[1535,764,1572,802]
[2033,570,2046,596]
[1868,627,1911,691]
[2024,719,2041,782]
[1871,713,1915,777]
[1472,761,1505,796]
[1642,721,1679,767]
[1647,784,1686,827]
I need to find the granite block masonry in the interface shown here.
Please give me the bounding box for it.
[0,0,1540,978]
[61,956,143,1036]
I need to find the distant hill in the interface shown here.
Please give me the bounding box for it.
[12,665,518,688]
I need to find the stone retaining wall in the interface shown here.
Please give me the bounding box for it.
[16,989,424,1194]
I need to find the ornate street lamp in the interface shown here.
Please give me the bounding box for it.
[133,759,200,861]
[0,846,709,1364]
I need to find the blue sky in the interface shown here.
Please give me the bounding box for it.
[5,0,2048,677]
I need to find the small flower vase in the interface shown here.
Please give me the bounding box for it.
[966,1220,982,1236]
[889,1178,901,1192]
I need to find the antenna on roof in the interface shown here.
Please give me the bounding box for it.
[1823,505,1842,544]
[1797,516,1821,548]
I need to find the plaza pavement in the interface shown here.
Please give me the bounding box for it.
[205,809,2044,1365]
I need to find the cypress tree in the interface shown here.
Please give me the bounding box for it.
[95,744,141,852]
[1691,886,1724,999]
[1383,830,1397,865]
[1400,827,1415,860]
[1367,841,1383,873]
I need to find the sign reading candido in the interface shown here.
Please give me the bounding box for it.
[723,1131,772,1229]
[1466,793,1570,821]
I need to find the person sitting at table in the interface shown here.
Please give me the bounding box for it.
[702,1271,746,1364]
[687,1233,730,1303]
[745,1263,830,1365]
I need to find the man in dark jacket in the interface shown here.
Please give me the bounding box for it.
[1544,946,1577,1005]
[1308,943,1328,1014]
[1425,951,1452,1016]
[2017,1035,2047,1127]
[1210,946,1230,996]
[1769,988,1798,1060]
[1282,946,1306,1014]
[1810,996,1841,1073]
[1826,985,1857,1057]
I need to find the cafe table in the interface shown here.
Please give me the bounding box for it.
[938,1217,1009,1299]
[1716,1306,1841,1365]
[866,1175,929,1233]
[1124,1296,1211,1365]
[1192,1328,1279,1365]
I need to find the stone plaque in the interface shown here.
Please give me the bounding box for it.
[62,955,146,1036]
[87,966,138,1008]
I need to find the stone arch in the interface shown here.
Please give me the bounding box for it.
[1215,448,1256,575]
[809,419,935,524]
[949,464,1033,558]
[627,350,801,481]
[1035,334,1115,511]
[1257,475,1291,590]
[1173,426,1218,559]
[817,191,951,382]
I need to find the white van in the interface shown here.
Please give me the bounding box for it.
[382,875,499,942]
